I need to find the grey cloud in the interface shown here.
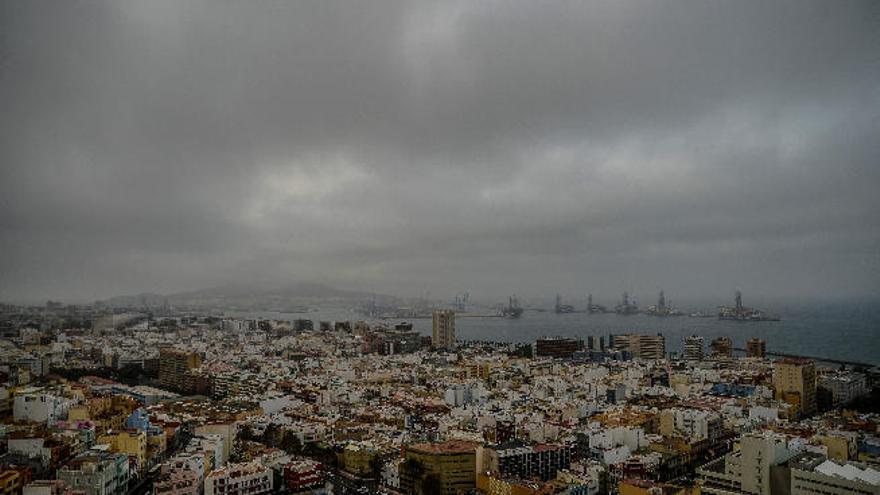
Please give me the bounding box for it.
[1,0,878,302]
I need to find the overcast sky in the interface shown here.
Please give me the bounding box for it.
[1,0,878,303]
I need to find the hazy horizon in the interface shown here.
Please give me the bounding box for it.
[2,1,878,303]
[4,281,880,309]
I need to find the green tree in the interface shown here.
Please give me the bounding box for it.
[280,431,302,455]
[262,424,282,448]
[368,455,384,481]
[237,423,255,442]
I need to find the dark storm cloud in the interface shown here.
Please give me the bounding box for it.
[1,0,878,302]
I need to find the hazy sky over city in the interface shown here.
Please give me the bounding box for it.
[1,0,878,303]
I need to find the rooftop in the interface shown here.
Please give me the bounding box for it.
[814,460,880,485]
[408,440,478,455]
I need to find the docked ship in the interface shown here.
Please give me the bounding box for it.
[615,291,639,315]
[587,293,608,314]
[644,290,683,316]
[718,291,780,321]
[555,294,575,314]
[502,295,524,318]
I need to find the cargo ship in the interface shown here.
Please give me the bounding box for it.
[502,295,524,318]
[718,291,780,321]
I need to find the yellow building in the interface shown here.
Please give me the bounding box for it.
[818,432,858,461]
[338,442,380,476]
[0,387,15,419]
[0,469,28,495]
[69,396,135,433]
[466,363,493,380]
[400,440,477,495]
[432,310,456,350]
[475,473,576,495]
[619,479,692,495]
[98,429,147,472]
[67,405,91,422]
[158,348,203,392]
[147,430,168,462]
[593,407,659,434]
[194,423,237,463]
[772,359,817,417]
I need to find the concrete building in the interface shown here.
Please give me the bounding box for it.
[400,440,477,495]
[697,432,792,495]
[0,469,31,495]
[476,442,573,482]
[158,349,202,392]
[204,462,272,495]
[710,337,732,358]
[282,460,323,492]
[431,310,456,350]
[13,389,71,425]
[611,334,666,360]
[683,336,704,361]
[788,453,880,495]
[56,452,130,495]
[187,434,226,471]
[154,453,205,495]
[194,423,237,467]
[153,468,200,495]
[97,430,147,474]
[535,337,583,359]
[7,435,67,465]
[773,359,817,418]
[818,371,867,408]
[659,408,723,443]
[22,480,67,495]
[746,338,766,358]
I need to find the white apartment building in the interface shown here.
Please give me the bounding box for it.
[13,389,71,424]
[698,431,793,495]
[818,371,868,407]
[788,452,880,495]
[204,462,272,495]
[661,408,723,443]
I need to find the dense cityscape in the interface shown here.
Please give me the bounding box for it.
[0,299,877,495]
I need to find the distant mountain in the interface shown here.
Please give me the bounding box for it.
[98,282,396,310]
[98,292,168,308]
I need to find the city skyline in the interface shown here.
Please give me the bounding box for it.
[2,3,879,494]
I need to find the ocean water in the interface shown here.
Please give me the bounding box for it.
[237,299,880,366]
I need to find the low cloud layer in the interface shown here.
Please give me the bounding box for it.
[1,0,878,302]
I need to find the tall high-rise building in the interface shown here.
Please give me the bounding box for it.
[683,335,704,361]
[399,441,477,495]
[159,349,203,392]
[610,333,666,360]
[535,337,583,359]
[740,432,793,495]
[746,338,766,358]
[610,334,632,352]
[476,442,573,482]
[710,337,732,358]
[636,334,666,360]
[773,358,817,418]
[432,310,456,350]
[818,371,868,407]
[697,431,793,495]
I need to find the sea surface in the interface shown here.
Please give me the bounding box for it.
[233,299,880,366]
